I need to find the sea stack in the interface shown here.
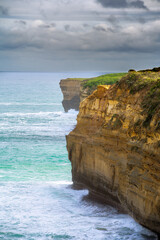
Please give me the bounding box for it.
[59,78,82,112]
[66,69,160,234]
[60,73,126,112]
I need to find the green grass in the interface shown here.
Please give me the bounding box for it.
[81,73,127,95]
[142,78,160,127]
[123,71,160,94]
[64,78,86,81]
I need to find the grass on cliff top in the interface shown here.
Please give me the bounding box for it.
[122,70,160,128]
[123,71,160,93]
[82,73,127,94]
[64,78,86,81]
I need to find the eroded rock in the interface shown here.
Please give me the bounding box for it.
[59,79,82,112]
[66,70,160,234]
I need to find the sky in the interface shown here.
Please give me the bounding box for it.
[0,0,160,72]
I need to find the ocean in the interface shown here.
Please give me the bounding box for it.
[0,72,158,240]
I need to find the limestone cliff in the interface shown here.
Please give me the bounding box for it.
[59,79,83,112]
[66,70,160,234]
[60,73,126,111]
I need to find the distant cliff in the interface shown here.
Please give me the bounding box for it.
[66,69,160,234]
[59,78,84,112]
[60,73,126,112]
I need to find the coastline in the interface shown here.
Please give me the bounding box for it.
[65,69,160,236]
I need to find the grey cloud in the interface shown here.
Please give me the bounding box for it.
[97,0,147,9]
[1,19,160,54]
[97,0,127,8]
[0,6,9,16]
[20,20,26,25]
[15,20,27,25]
[93,25,107,32]
[0,0,159,72]
[93,24,114,33]
[137,17,147,24]
[64,24,70,31]
[83,23,89,28]
[107,15,118,24]
[39,23,56,28]
[130,0,147,9]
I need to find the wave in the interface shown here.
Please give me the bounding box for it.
[0,110,78,118]
[0,111,60,117]
[0,109,78,139]
[47,181,73,185]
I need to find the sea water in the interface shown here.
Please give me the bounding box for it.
[0,72,158,240]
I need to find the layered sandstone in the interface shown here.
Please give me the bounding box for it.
[60,73,126,111]
[59,79,82,112]
[59,78,91,112]
[66,71,160,234]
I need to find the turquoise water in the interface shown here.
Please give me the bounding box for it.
[0,72,158,240]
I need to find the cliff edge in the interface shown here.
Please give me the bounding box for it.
[66,70,160,234]
[60,73,126,112]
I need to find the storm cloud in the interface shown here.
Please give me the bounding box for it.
[0,0,160,71]
[0,6,9,16]
[96,0,147,9]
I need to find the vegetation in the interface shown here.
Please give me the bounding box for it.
[142,78,160,127]
[64,78,86,81]
[123,71,160,94]
[82,73,127,95]
[122,71,160,128]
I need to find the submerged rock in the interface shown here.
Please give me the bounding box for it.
[66,70,160,235]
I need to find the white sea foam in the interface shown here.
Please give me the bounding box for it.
[0,111,60,117]
[0,72,158,240]
[0,109,78,137]
[0,110,78,118]
[0,182,157,240]
[45,181,73,186]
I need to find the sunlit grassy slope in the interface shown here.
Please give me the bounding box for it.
[82,73,127,95]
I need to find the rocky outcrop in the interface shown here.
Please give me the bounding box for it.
[59,79,82,112]
[60,73,126,111]
[59,78,92,112]
[80,85,90,102]
[66,70,160,234]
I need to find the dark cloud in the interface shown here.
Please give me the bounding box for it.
[15,20,27,25]
[97,0,147,9]
[137,17,147,24]
[93,25,107,32]
[130,0,147,9]
[37,22,56,29]
[0,6,9,16]
[106,15,119,25]
[83,23,89,28]
[0,0,159,72]
[93,24,114,32]
[20,20,26,25]
[64,24,70,31]
[97,0,127,8]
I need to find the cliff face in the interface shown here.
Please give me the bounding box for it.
[66,71,160,234]
[60,73,126,112]
[80,85,89,102]
[59,79,82,112]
